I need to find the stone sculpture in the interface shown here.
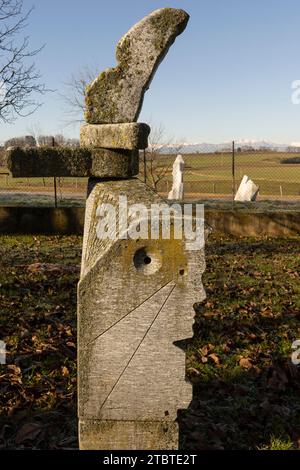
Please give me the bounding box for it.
[168,154,184,200]
[7,7,206,450]
[234,175,259,202]
[85,8,189,123]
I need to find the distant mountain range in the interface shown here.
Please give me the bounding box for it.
[161,140,298,154]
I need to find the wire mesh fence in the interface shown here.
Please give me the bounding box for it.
[0,142,299,206]
[0,174,87,207]
[141,143,300,201]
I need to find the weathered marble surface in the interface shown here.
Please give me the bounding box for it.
[78,178,206,449]
[168,154,184,200]
[85,8,189,123]
[234,175,259,202]
[80,122,150,149]
[7,147,139,178]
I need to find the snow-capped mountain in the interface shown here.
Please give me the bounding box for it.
[159,140,294,154]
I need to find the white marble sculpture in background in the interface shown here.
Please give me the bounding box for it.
[234,175,259,202]
[168,154,184,200]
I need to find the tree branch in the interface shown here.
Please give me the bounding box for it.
[0,0,47,123]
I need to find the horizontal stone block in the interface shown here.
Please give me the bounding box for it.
[7,147,139,178]
[80,123,150,150]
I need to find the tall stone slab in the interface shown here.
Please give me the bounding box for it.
[78,178,206,449]
[76,7,205,450]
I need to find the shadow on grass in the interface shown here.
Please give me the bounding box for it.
[178,360,300,450]
[177,298,300,449]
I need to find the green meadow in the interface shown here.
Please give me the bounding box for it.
[154,151,300,197]
[0,151,299,201]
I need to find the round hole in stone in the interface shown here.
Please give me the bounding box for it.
[179,268,185,276]
[133,247,162,275]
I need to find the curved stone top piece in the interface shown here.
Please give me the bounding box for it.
[85,8,189,124]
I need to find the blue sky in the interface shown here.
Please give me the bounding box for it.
[1,0,300,144]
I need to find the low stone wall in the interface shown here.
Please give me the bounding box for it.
[0,206,299,237]
[0,207,85,234]
[205,210,300,238]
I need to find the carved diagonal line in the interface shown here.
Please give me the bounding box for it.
[99,282,176,412]
[87,279,174,346]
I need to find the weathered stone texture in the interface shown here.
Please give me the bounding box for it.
[85,8,189,123]
[78,178,206,449]
[91,148,139,177]
[234,175,259,202]
[7,147,139,178]
[79,420,179,450]
[80,122,150,149]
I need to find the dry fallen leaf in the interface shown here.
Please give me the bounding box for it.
[7,365,21,375]
[208,353,220,365]
[61,366,69,376]
[21,263,79,274]
[187,367,200,376]
[200,344,214,356]
[239,357,253,369]
[15,423,43,445]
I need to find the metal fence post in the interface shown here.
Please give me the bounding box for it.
[232,140,236,201]
[54,177,58,208]
[50,137,58,208]
[143,149,147,183]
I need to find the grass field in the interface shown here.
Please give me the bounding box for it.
[154,151,300,197]
[0,234,299,449]
[0,150,300,203]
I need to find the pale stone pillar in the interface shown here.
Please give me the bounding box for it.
[6,6,205,451]
[78,179,206,449]
[76,6,204,450]
[168,154,185,200]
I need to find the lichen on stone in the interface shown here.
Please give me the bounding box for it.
[84,8,189,124]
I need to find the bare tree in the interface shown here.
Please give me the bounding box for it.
[61,69,184,192]
[4,133,35,147]
[141,123,183,192]
[0,0,47,122]
[36,133,79,148]
[27,123,80,147]
[52,133,79,147]
[26,121,42,140]
[60,65,99,124]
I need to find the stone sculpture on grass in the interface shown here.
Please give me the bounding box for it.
[7,7,206,450]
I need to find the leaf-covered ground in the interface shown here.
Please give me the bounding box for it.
[0,234,299,450]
